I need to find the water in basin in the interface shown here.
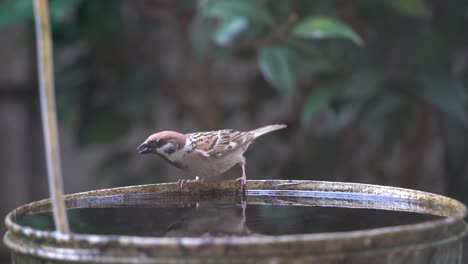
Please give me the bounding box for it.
[13,190,444,237]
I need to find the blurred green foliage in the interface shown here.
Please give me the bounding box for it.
[193,0,468,204]
[1,0,467,202]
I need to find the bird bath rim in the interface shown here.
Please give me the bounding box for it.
[4,180,467,261]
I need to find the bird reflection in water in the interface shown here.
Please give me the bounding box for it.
[164,201,252,237]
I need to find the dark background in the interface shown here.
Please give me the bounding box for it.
[0,0,467,261]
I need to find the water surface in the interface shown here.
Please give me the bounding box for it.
[14,191,444,237]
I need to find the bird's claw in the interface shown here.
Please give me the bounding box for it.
[177,176,203,189]
[177,179,188,188]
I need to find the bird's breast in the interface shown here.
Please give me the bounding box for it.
[182,152,241,177]
[157,153,188,170]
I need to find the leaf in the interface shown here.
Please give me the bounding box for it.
[301,80,344,124]
[420,73,467,125]
[199,0,274,26]
[0,0,33,27]
[292,16,363,46]
[258,46,300,92]
[212,17,248,46]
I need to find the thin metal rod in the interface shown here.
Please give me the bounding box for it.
[32,0,70,233]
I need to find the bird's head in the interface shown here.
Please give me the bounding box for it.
[137,131,186,158]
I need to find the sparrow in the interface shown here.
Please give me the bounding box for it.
[137,124,286,190]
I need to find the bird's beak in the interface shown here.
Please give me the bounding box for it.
[137,140,152,154]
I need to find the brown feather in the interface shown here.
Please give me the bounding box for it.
[188,129,254,158]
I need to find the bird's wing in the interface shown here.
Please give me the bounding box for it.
[188,129,254,158]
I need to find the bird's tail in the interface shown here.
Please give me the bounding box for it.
[252,124,287,138]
